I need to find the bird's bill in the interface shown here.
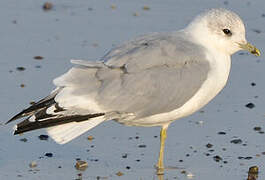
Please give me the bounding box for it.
[238,42,261,56]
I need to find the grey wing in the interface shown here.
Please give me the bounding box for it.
[56,32,210,119]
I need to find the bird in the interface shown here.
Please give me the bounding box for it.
[6,8,260,175]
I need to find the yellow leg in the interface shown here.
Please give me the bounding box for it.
[156,126,168,175]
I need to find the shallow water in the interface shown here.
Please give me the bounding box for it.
[0,0,264,179]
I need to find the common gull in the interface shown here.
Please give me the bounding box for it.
[7,8,260,174]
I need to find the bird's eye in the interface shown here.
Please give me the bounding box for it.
[223,29,232,36]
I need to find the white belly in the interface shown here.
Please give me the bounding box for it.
[126,52,231,127]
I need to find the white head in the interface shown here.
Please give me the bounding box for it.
[186,8,260,56]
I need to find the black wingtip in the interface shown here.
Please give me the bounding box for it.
[6,110,27,125]
[13,113,105,135]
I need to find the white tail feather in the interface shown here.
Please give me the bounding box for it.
[46,116,105,144]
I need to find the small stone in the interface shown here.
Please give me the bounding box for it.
[251,82,256,86]
[34,56,44,60]
[16,67,26,71]
[218,131,226,135]
[75,160,88,171]
[29,161,37,168]
[213,155,222,162]
[45,153,53,157]
[20,138,27,142]
[230,139,242,144]
[206,143,213,148]
[253,127,262,131]
[138,144,146,148]
[38,134,49,140]
[142,6,150,10]
[181,170,186,174]
[258,131,264,134]
[43,2,53,11]
[87,135,94,141]
[116,171,124,176]
[125,166,131,170]
[244,157,253,160]
[20,84,25,88]
[122,153,128,158]
[245,103,255,109]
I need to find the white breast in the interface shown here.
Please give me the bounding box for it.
[129,50,231,127]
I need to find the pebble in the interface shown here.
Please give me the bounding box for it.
[213,155,222,162]
[34,56,44,60]
[206,143,213,148]
[245,103,255,109]
[75,160,88,171]
[38,134,49,140]
[230,139,242,144]
[138,144,146,148]
[43,2,53,11]
[45,153,53,157]
[16,67,26,71]
[87,135,94,141]
[218,131,226,135]
[20,138,28,142]
[116,171,124,176]
[253,127,262,131]
[251,82,256,86]
[122,153,128,158]
[29,161,37,168]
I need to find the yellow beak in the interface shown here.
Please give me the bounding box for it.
[238,42,261,56]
